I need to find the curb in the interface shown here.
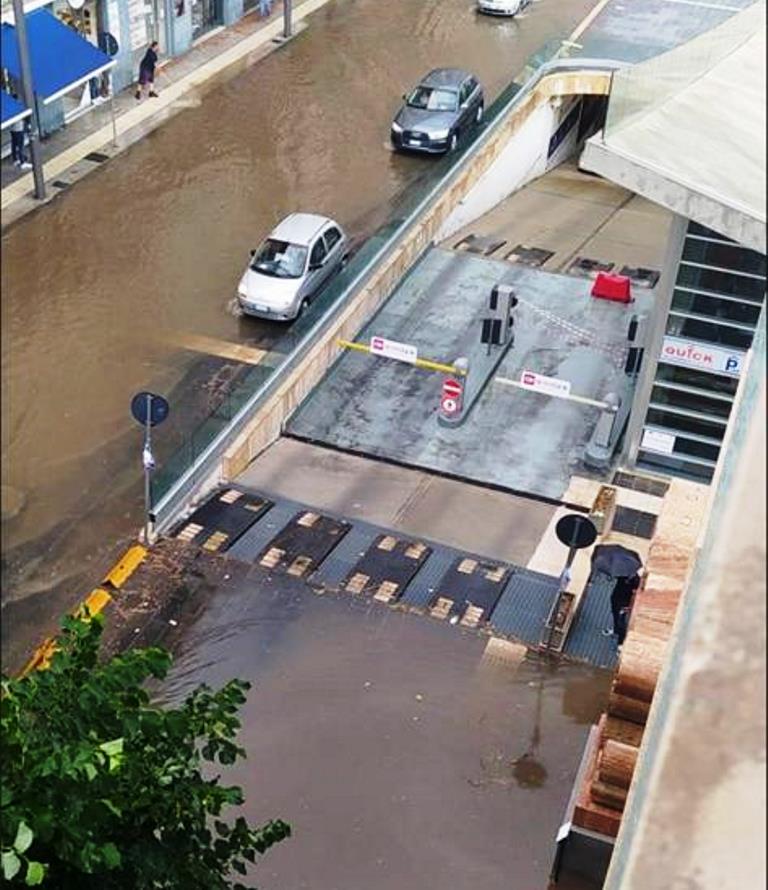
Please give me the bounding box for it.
[18,543,147,678]
[1,0,329,226]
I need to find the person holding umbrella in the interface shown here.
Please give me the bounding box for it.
[590,544,643,647]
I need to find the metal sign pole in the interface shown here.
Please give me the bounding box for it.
[283,0,292,38]
[11,0,46,200]
[144,393,153,545]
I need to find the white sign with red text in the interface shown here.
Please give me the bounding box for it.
[441,378,463,416]
[370,336,418,365]
[519,369,572,398]
[661,336,745,378]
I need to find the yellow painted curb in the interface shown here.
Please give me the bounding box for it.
[17,543,148,679]
[103,544,147,589]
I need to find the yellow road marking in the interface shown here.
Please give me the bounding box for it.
[103,544,147,589]
[168,332,271,365]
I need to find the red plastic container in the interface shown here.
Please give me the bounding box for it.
[591,272,632,303]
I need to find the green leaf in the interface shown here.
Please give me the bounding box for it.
[14,820,33,854]
[101,842,121,868]
[24,861,45,886]
[83,762,97,781]
[99,738,124,757]
[2,850,21,880]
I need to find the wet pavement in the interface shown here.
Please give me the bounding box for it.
[150,550,612,889]
[1,0,598,671]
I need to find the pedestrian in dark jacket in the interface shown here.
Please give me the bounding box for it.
[610,573,640,646]
[135,41,159,100]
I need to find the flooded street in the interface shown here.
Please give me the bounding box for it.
[156,557,611,889]
[1,0,596,664]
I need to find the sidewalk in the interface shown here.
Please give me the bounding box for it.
[0,0,330,230]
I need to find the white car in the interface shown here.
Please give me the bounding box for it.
[477,0,531,16]
[237,213,348,321]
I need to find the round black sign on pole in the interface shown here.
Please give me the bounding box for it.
[555,513,598,551]
[130,392,170,428]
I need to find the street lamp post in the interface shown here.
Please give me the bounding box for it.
[283,0,292,38]
[11,0,45,200]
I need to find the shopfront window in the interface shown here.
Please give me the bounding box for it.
[191,0,221,40]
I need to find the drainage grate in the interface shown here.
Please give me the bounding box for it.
[619,266,660,288]
[173,489,273,552]
[566,256,614,278]
[454,233,507,256]
[52,180,69,189]
[428,557,510,627]
[612,506,658,540]
[84,151,110,163]
[257,510,350,577]
[341,533,431,604]
[612,471,669,498]
[504,244,554,268]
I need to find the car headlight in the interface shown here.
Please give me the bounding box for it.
[429,129,450,140]
[391,121,403,134]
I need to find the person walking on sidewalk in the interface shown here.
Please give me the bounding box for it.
[135,41,160,100]
[9,112,32,170]
[608,573,640,647]
[259,0,272,17]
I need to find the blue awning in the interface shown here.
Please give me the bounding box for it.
[1,90,31,130]
[1,9,114,106]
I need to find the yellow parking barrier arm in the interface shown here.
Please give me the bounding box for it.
[336,339,466,376]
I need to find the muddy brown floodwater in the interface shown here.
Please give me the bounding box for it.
[156,558,612,890]
[1,0,596,668]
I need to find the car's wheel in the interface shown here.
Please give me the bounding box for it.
[448,132,458,153]
[475,104,484,125]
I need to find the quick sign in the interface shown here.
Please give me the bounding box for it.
[370,336,418,365]
[661,336,745,378]
[519,369,572,398]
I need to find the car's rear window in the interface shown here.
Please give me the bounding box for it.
[407,86,458,112]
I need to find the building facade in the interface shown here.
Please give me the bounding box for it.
[633,221,766,482]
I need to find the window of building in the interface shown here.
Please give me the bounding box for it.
[682,239,767,277]
[671,289,763,327]
[646,407,727,440]
[655,362,739,397]
[639,449,715,482]
[677,263,766,301]
[687,222,734,243]
[666,313,756,350]
[650,385,733,420]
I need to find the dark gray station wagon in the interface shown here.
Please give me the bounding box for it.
[390,68,485,154]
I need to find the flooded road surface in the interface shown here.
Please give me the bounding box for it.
[158,559,612,889]
[1,0,596,666]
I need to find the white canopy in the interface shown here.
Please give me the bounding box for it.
[581,1,766,253]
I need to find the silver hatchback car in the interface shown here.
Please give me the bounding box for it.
[390,68,485,154]
[237,213,348,321]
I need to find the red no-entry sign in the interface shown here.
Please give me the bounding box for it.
[441,377,463,416]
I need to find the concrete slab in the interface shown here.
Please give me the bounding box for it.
[236,438,555,566]
[287,246,654,503]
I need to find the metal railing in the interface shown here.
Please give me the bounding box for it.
[151,41,627,531]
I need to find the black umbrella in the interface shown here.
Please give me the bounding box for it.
[590,543,643,579]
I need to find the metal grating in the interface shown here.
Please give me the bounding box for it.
[399,549,457,611]
[226,500,302,562]
[84,151,110,163]
[612,471,670,498]
[311,525,381,589]
[488,570,560,646]
[563,574,618,669]
[612,506,658,540]
[566,256,614,279]
[454,233,507,256]
[504,244,554,268]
